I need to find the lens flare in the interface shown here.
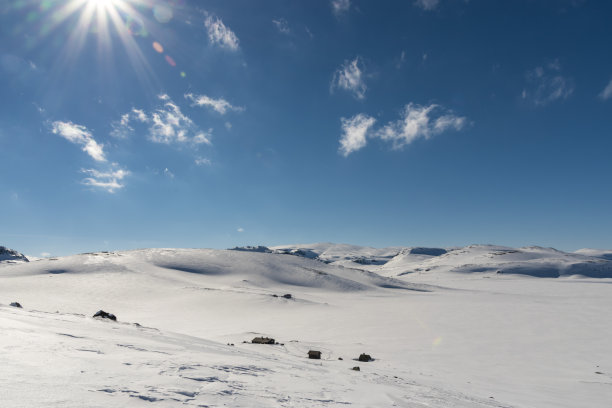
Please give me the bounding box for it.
[153,4,172,23]
[165,55,176,67]
[152,41,164,53]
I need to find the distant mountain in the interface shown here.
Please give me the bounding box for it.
[0,246,28,263]
[268,243,612,279]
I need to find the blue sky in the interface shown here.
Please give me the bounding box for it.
[2,0,612,257]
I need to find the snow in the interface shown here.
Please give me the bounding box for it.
[1,245,611,407]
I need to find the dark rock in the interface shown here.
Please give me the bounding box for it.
[308,350,322,359]
[93,310,117,321]
[358,353,372,362]
[252,337,275,344]
[282,294,292,299]
[9,302,22,308]
[229,246,272,253]
[0,246,29,262]
[338,357,343,360]
[409,247,447,256]
[352,366,360,371]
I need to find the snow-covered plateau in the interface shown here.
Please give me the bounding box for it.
[1,243,611,407]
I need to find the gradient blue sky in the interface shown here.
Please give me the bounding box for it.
[2,0,612,257]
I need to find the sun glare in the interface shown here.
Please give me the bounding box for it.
[44,0,157,84]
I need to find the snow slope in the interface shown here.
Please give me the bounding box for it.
[1,246,611,407]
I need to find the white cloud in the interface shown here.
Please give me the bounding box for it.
[599,79,612,100]
[376,103,466,149]
[524,62,574,106]
[414,0,439,10]
[195,157,212,166]
[205,15,239,51]
[272,18,290,34]
[110,95,214,146]
[132,108,148,122]
[184,93,244,115]
[338,114,376,157]
[81,167,129,193]
[331,0,351,15]
[331,57,367,100]
[237,227,244,233]
[40,252,51,258]
[339,104,467,156]
[51,121,106,162]
[193,130,212,145]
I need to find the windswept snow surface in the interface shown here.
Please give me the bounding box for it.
[1,246,612,407]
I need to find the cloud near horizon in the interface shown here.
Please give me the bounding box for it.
[51,121,106,162]
[339,103,467,156]
[331,57,367,100]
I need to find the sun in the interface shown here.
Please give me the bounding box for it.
[45,0,154,79]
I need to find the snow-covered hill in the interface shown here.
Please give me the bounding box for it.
[266,243,612,278]
[1,245,611,407]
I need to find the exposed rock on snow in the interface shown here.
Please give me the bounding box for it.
[229,245,272,253]
[9,302,22,308]
[93,310,117,321]
[0,246,28,263]
[409,247,447,256]
[358,353,372,362]
[252,337,275,344]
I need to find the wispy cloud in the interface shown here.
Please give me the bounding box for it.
[110,113,133,139]
[272,18,290,34]
[164,167,175,178]
[599,79,612,100]
[112,94,214,145]
[195,157,212,166]
[339,103,467,156]
[523,61,574,106]
[331,57,367,100]
[237,227,244,233]
[184,93,244,115]
[205,15,239,51]
[81,167,129,193]
[331,0,351,15]
[414,0,440,10]
[376,103,466,149]
[339,114,376,157]
[51,121,106,162]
